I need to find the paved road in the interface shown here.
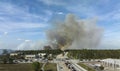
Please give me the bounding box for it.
[57,60,87,71]
[56,53,87,71]
[70,61,87,71]
[57,61,70,71]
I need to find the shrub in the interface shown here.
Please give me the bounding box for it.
[32,62,40,71]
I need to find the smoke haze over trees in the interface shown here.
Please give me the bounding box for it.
[47,14,103,50]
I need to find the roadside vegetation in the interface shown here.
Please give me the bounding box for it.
[78,62,95,71]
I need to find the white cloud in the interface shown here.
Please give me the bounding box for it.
[25,40,31,42]
[17,38,23,41]
[22,31,46,36]
[0,1,51,36]
[44,10,53,16]
[57,12,63,14]
[4,32,8,35]
[67,4,98,17]
[39,0,98,17]
[17,38,31,42]
[0,22,48,33]
[38,0,66,6]
[0,2,49,25]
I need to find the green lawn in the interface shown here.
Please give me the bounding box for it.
[44,63,57,71]
[78,63,95,71]
[0,63,42,71]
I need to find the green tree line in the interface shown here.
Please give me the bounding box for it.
[16,49,120,59]
[67,49,120,59]
[16,49,63,56]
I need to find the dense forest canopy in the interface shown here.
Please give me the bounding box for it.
[16,49,120,59]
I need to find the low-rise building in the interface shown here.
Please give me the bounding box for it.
[25,55,36,60]
[10,53,18,56]
[38,53,46,59]
[101,58,120,68]
[38,53,46,56]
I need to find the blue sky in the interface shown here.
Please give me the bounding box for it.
[0,0,120,50]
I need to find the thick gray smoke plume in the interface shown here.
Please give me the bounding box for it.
[47,14,103,50]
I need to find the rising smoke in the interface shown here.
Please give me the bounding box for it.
[47,14,103,50]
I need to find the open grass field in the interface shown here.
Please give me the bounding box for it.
[44,63,57,71]
[0,63,57,71]
[78,63,95,71]
[0,63,34,71]
[0,63,43,71]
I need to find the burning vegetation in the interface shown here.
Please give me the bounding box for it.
[47,14,103,51]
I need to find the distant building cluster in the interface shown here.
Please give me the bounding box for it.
[9,52,52,63]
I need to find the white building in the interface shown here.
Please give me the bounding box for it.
[38,53,46,56]
[38,53,46,59]
[25,55,36,60]
[101,58,120,68]
[10,53,18,56]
